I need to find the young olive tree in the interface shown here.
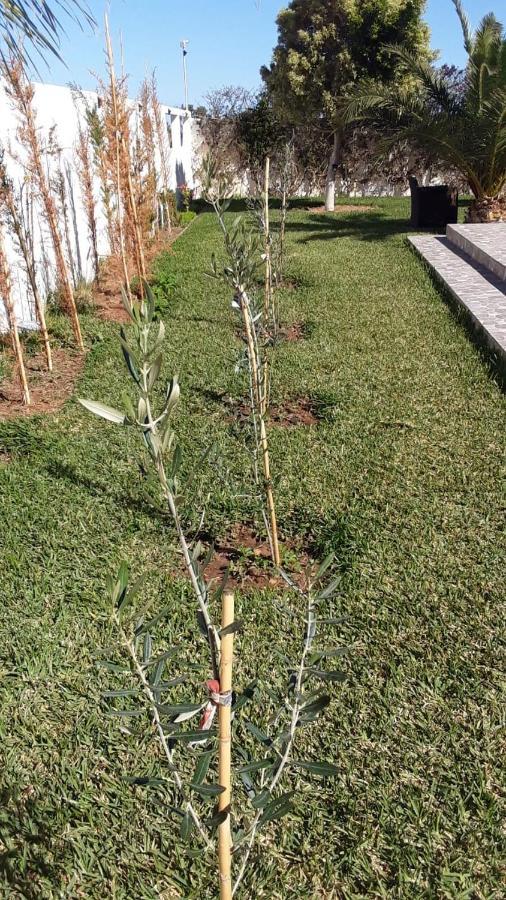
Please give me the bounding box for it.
[201,156,281,566]
[80,285,345,898]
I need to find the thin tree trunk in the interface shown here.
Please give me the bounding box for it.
[325,130,342,213]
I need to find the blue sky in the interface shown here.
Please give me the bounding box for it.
[38,1,495,106]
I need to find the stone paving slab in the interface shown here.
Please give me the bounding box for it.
[447,223,506,281]
[408,234,506,365]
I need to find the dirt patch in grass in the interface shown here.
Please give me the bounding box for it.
[94,229,183,323]
[0,449,11,465]
[269,396,320,426]
[307,204,377,214]
[197,523,309,591]
[0,348,85,420]
[277,321,309,343]
[221,394,328,428]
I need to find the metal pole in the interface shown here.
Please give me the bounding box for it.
[180,39,189,111]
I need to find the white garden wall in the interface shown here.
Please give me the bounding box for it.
[0,79,196,331]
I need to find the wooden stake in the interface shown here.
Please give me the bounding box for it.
[264,156,273,328]
[218,590,234,900]
[239,286,281,567]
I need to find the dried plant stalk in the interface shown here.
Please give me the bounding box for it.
[0,222,30,404]
[2,54,84,350]
[150,71,172,232]
[104,16,146,289]
[218,590,234,900]
[137,78,158,241]
[0,156,52,371]
[74,102,100,281]
[87,101,119,257]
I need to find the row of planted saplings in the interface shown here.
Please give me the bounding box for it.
[80,152,344,898]
[0,16,177,406]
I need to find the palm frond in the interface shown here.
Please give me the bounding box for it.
[0,1,95,66]
[452,0,473,55]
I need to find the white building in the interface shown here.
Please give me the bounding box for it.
[0,80,196,331]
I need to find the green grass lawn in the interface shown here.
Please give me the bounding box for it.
[0,198,505,898]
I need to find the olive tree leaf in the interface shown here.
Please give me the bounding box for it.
[79,399,126,425]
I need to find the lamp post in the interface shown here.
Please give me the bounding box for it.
[180,39,189,112]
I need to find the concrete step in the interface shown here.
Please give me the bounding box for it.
[408,234,506,366]
[446,223,506,282]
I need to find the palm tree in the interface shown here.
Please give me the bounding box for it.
[0,1,94,65]
[343,1,506,222]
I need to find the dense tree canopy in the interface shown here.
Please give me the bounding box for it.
[261,0,430,207]
[344,1,506,218]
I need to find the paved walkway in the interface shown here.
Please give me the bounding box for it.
[408,228,506,368]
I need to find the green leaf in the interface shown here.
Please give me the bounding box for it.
[299,694,331,717]
[149,657,166,689]
[206,808,229,830]
[147,353,163,390]
[157,703,203,717]
[120,337,141,385]
[165,376,180,415]
[245,721,271,746]
[315,552,334,580]
[219,620,243,637]
[125,776,167,787]
[95,660,129,674]
[106,708,144,718]
[232,681,257,712]
[316,578,341,602]
[168,729,217,743]
[307,669,346,684]
[192,750,214,785]
[79,399,126,425]
[189,782,225,797]
[258,792,294,827]
[143,633,153,664]
[180,810,194,841]
[251,789,271,809]
[238,758,275,774]
[142,647,180,668]
[292,761,339,777]
[102,689,139,699]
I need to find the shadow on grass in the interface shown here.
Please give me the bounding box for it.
[45,459,169,524]
[286,211,413,244]
[0,786,61,898]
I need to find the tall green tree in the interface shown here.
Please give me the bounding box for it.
[262,0,430,210]
[343,1,506,220]
[0,1,94,65]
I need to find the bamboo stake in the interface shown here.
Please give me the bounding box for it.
[239,286,281,566]
[218,590,234,900]
[263,156,274,330]
[0,224,30,404]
